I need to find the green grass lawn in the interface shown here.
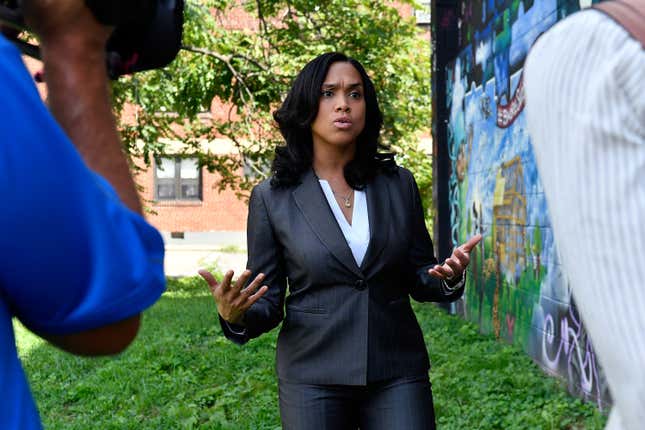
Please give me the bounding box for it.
[15,277,608,429]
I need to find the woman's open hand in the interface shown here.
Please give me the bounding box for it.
[198,269,268,326]
[428,234,482,282]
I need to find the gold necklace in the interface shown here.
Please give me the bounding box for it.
[314,169,353,208]
[332,188,353,208]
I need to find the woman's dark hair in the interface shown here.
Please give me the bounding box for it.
[271,52,396,189]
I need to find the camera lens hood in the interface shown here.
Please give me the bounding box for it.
[0,0,184,78]
[104,0,184,78]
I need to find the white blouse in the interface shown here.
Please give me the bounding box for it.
[318,180,370,267]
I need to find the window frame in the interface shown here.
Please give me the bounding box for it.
[414,1,431,25]
[153,156,203,202]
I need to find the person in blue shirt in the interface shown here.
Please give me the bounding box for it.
[0,1,166,428]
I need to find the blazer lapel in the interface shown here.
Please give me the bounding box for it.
[360,174,391,273]
[292,169,363,277]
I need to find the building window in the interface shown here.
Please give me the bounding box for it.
[155,157,202,201]
[415,1,431,25]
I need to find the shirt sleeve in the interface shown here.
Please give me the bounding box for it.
[441,274,466,294]
[220,315,248,341]
[0,36,165,335]
[525,11,645,430]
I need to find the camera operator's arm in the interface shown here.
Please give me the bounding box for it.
[39,316,141,356]
[9,0,155,356]
[25,0,142,214]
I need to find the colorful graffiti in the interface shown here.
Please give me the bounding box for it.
[444,0,610,409]
[541,299,606,401]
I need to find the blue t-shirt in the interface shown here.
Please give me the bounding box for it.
[0,36,166,428]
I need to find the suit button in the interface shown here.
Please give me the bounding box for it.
[355,279,366,290]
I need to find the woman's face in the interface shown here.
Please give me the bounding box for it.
[311,61,366,152]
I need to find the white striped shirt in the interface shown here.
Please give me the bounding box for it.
[524,10,645,430]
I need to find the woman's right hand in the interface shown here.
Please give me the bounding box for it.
[198,269,268,326]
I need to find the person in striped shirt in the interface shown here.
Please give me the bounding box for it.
[524,6,645,430]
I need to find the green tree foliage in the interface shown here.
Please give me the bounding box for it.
[112,0,432,197]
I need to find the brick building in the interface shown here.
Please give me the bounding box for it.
[23,2,431,249]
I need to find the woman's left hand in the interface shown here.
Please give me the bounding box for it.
[428,234,482,282]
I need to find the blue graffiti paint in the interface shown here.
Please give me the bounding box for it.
[444,0,610,409]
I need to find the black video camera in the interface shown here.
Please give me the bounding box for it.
[0,0,184,78]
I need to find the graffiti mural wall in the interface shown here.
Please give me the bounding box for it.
[443,0,610,408]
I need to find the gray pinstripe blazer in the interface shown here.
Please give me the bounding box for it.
[220,166,463,385]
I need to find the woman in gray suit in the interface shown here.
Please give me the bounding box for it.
[199,52,481,430]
